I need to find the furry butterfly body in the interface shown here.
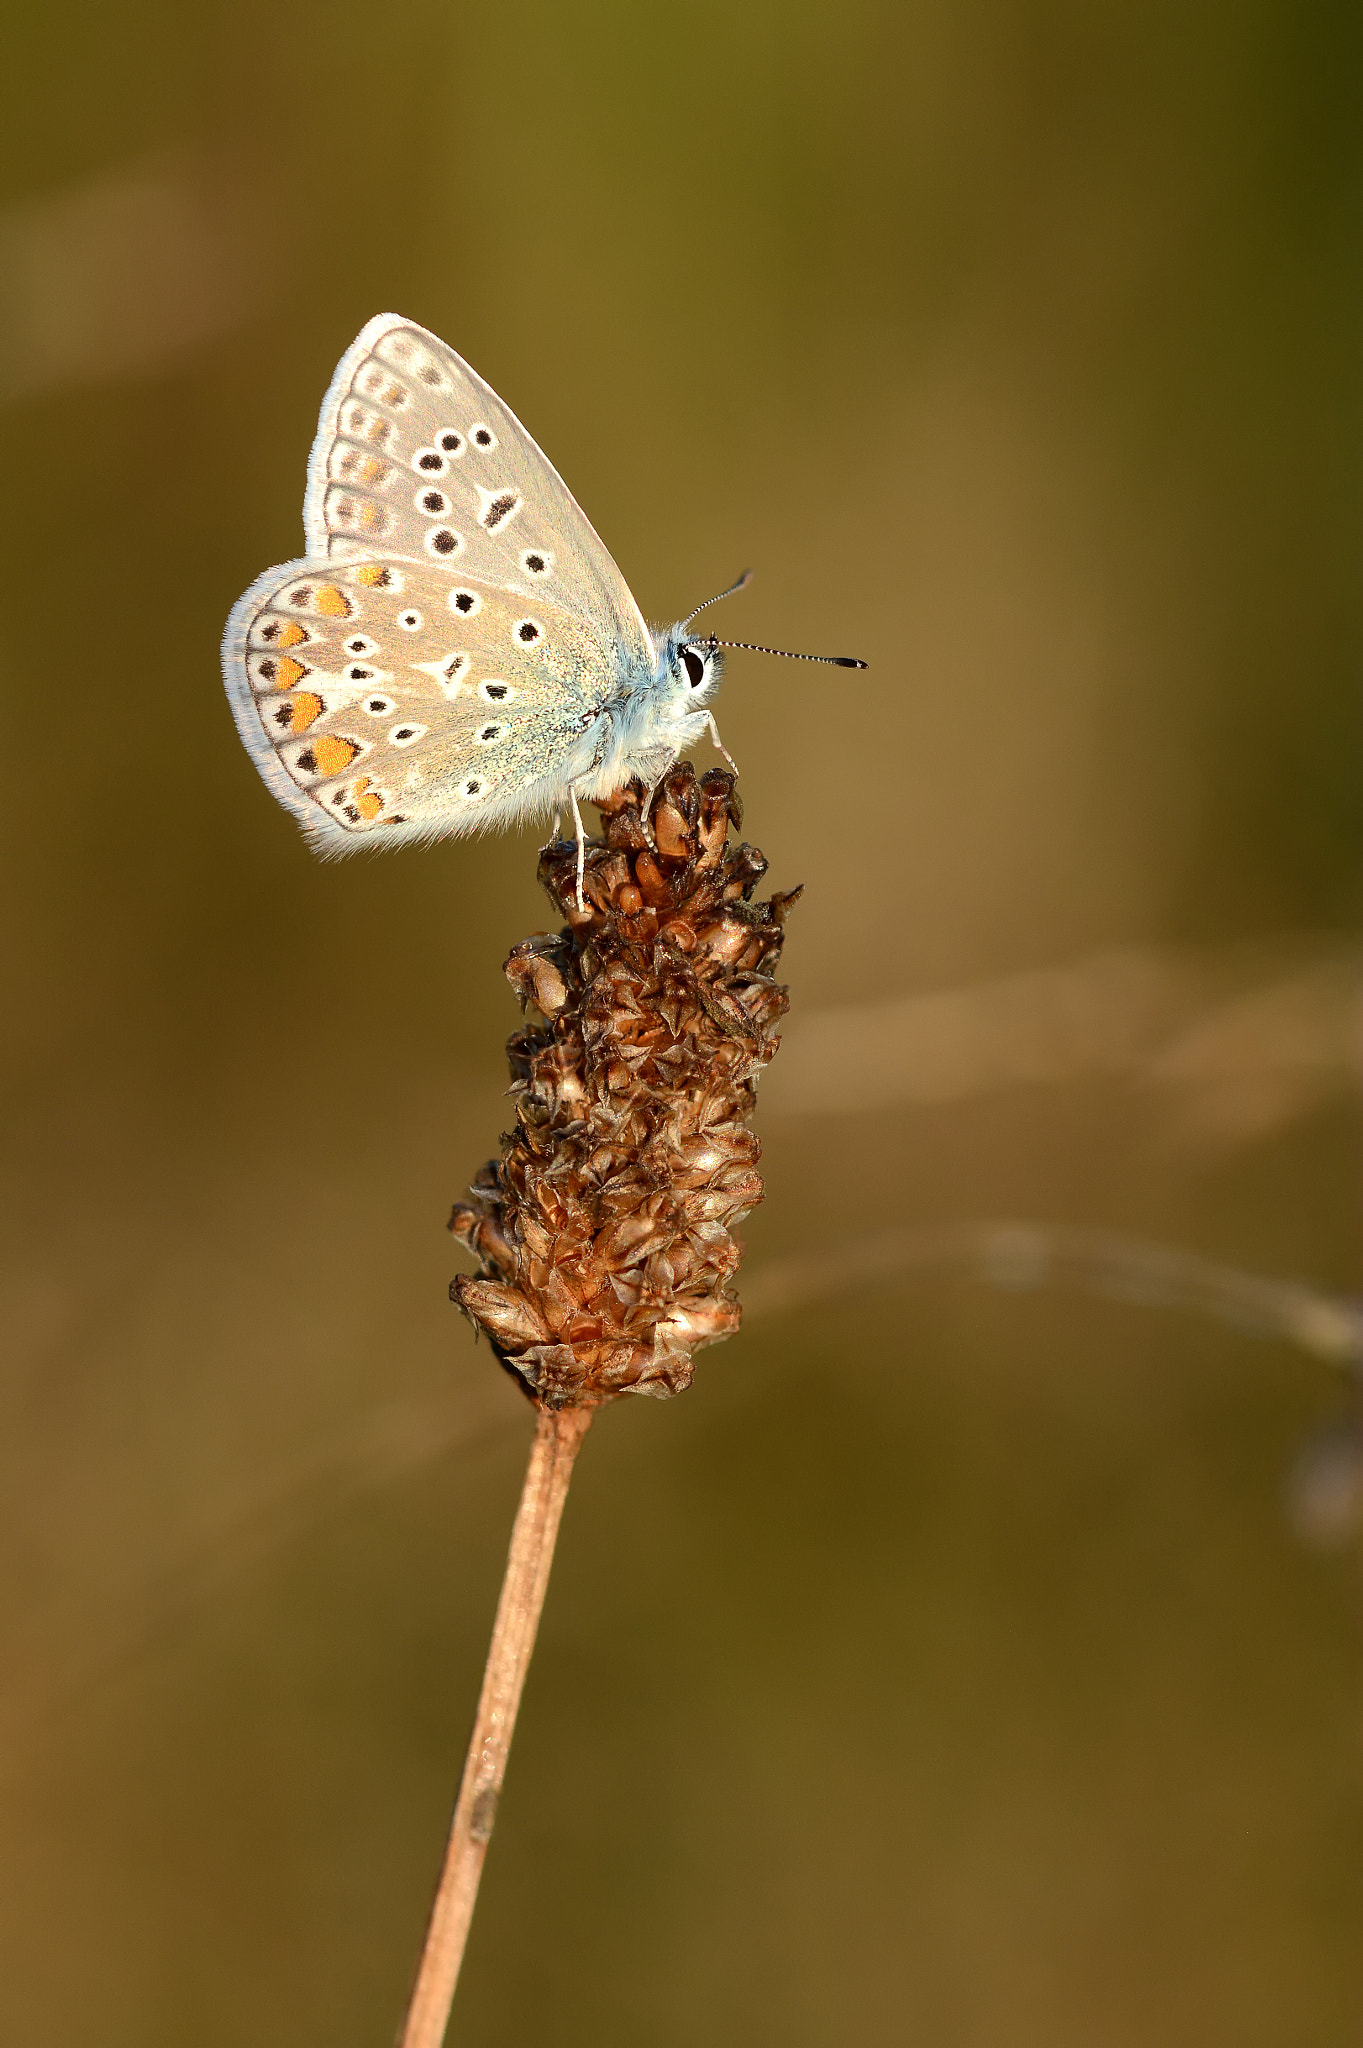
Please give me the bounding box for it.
[222,314,723,854]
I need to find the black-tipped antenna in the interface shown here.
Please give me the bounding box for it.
[681,567,755,629]
[690,635,869,670]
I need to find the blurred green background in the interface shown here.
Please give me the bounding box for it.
[1,1,1359,2042]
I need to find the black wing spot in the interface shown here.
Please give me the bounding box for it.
[453,590,476,613]
[482,491,520,531]
[430,529,459,555]
[439,431,463,453]
[472,427,494,448]
[517,620,540,643]
[483,683,508,701]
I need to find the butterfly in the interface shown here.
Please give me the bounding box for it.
[222,314,865,901]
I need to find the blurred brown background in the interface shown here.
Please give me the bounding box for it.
[2,2,1359,2043]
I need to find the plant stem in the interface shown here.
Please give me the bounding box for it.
[398,1402,594,2048]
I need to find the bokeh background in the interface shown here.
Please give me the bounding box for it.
[2,2,1359,2043]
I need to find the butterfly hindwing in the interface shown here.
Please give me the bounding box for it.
[223,555,619,850]
[303,315,654,674]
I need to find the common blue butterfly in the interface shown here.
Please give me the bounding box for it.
[222,315,864,899]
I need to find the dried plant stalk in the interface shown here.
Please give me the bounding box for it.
[398,763,796,2044]
[398,1404,591,2048]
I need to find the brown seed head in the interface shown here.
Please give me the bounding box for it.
[449,764,800,1407]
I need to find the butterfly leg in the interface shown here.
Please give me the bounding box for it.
[704,713,739,779]
[568,781,588,911]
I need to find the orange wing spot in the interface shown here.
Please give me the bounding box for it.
[312,734,360,776]
[314,584,352,617]
[275,655,308,689]
[287,691,324,734]
[352,775,384,821]
[276,622,308,648]
[358,502,384,533]
[353,563,388,587]
[360,457,389,485]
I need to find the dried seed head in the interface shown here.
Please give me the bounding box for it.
[450,764,800,1406]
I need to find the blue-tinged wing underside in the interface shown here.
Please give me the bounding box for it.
[223,314,657,848]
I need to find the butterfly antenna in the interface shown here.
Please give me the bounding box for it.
[690,635,869,670]
[681,568,755,629]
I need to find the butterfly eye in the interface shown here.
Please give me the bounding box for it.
[681,647,706,689]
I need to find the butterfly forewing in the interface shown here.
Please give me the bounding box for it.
[303,315,653,673]
[224,556,621,850]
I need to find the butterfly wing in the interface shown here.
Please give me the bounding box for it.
[302,313,654,674]
[222,555,622,850]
